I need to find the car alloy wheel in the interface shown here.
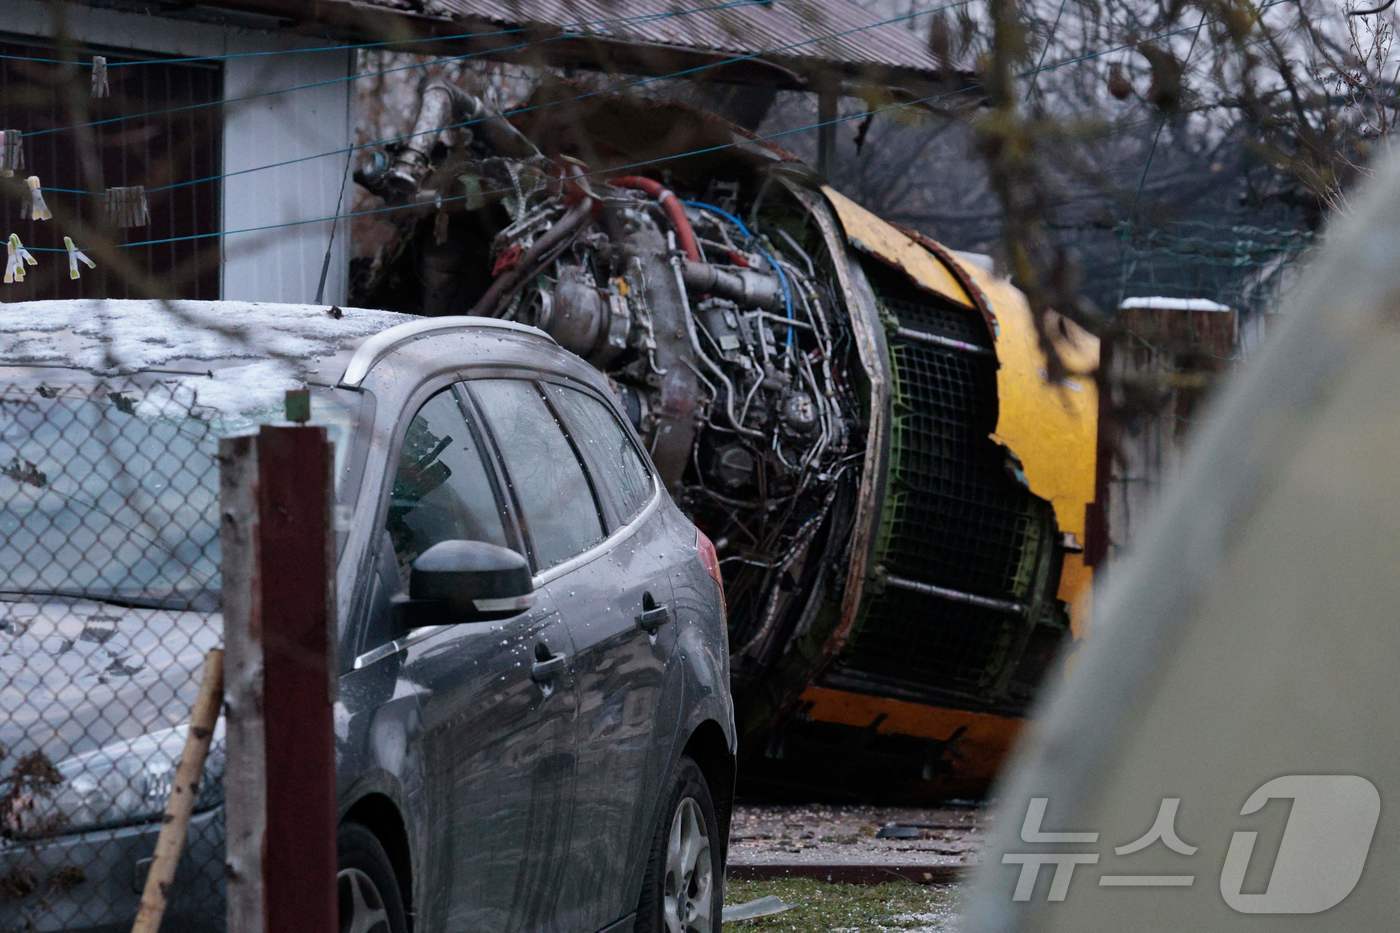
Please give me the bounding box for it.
[663,796,714,933]
[338,866,391,933]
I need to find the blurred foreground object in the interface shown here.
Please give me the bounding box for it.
[966,147,1400,929]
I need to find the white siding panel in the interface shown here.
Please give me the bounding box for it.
[221,53,353,305]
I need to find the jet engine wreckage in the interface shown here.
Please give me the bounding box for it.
[353,81,1101,799]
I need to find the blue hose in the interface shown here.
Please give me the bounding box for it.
[682,199,796,349]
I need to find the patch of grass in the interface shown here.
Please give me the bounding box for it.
[724,878,961,931]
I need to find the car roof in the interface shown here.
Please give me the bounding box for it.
[0,300,561,387]
[338,315,556,387]
[0,299,414,376]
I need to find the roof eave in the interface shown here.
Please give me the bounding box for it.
[193,0,980,98]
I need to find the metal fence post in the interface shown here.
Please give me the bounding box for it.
[221,424,337,932]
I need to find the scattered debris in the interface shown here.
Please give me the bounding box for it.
[0,749,65,840]
[2,456,47,489]
[103,655,143,677]
[47,865,85,893]
[108,391,137,415]
[78,624,117,645]
[878,823,926,840]
[728,803,984,871]
[723,894,794,923]
[0,867,37,901]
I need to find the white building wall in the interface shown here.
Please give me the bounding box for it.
[9,1,353,305]
[220,53,353,305]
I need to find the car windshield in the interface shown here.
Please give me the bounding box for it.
[0,372,363,612]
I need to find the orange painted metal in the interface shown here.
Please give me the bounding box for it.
[799,685,1028,797]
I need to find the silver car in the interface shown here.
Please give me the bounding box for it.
[0,300,735,932]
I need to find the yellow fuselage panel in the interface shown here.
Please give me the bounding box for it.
[822,187,976,310]
[822,186,1100,547]
[965,265,1100,543]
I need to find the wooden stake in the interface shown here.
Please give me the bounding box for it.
[131,648,225,933]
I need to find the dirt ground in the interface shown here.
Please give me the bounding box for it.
[723,803,984,931]
[728,802,985,867]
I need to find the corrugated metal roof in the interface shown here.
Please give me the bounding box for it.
[388,0,950,84]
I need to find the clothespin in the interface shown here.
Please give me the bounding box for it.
[0,131,23,177]
[91,56,110,99]
[5,234,36,283]
[104,186,149,228]
[20,177,51,222]
[64,236,95,280]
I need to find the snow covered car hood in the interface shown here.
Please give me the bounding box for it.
[0,596,221,766]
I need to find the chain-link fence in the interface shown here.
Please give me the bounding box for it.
[1,376,226,932]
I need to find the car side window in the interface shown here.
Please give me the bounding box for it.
[385,388,509,586]
[544,383,655,525]
[468,378,605,571]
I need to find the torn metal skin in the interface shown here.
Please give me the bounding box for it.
[794,191,1100,797]
[350,83,1099,800]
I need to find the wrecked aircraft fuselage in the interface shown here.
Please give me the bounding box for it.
[352,83,1100,798]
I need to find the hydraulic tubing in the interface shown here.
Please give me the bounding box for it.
[683,199,796,348]
[470,198,594,317]
[609,176,702,262]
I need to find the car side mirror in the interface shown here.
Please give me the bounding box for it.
[398,540,534,627]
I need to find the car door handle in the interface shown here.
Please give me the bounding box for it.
[531,651,567,682]
[636,604,671,634]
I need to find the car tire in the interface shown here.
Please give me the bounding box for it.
[337,821,409,933]
[634,755,723,933]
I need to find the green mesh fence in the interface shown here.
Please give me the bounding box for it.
[1115,220,1314,316]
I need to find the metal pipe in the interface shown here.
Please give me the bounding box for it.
[610,176,701,261]
[757,311,813,331]
[776,227,816,278]
[883,574,1028,616]
[680,260,785,312]
[470,198,593,317]
[894,326,994,356]
[668,251,764,439]
[682,200,796,347]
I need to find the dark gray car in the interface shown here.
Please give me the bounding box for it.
[0,300,735,933]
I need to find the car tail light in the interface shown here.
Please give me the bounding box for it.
[695,528,726,616]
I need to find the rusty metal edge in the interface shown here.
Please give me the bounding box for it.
[726,862,968,886]
[781,180,890,673]
[895,224,1000,341]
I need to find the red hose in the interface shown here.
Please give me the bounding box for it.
[609,175,701,262]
